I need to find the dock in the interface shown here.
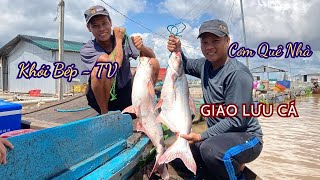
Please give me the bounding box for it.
[21,94,98,129]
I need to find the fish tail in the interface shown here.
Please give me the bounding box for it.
[158,137,197,175]
[150,156,169,180]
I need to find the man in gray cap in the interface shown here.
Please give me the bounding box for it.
[81,5,159,115]
[167,19,263,179]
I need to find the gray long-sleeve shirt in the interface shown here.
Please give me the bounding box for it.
[182,53,263,142]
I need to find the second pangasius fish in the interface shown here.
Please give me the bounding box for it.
[155,52,197,175]
[122,57,169,179]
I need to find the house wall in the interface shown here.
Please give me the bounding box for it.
[52,51,88,94]
[292,75,303,82]
[307,74,320,82]
[292,74,320,82]
[7,41,56,94]
[0,57,2,90]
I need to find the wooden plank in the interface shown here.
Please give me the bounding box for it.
[0,111,133,179]
[22,95,99,126]
[53,140,127,180]
[24,117,62,129]
[22,94,85,115]
[81,136,150,180]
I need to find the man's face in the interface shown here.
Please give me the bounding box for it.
[87,15,112,42]
[200,33,230,63]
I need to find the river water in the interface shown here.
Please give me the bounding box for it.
[192,94,320,179]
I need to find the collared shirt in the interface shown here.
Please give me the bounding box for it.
[80,35,139,88]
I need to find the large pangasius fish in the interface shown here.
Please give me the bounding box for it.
[122,57,169,179]
[155,52,197,175]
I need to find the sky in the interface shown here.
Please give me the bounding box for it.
[0,0,319,80]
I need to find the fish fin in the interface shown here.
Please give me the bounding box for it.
[151,156,169,180]
[136,120,144,132]
[135,120,149,137]
[148,80,155,97]
[158,137,197,175]
[171,74,175,83]
[189,96,196,115]
[156,113,167,125]
[121,105,136,114]
[158,164,170,180]
[154,98,163,112]
[136,120,156,146]
[136,106,141,116]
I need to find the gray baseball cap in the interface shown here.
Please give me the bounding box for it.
[197,19,229,38]
[84,5,109,24]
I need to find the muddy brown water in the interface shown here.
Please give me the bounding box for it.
[192,95,320,179]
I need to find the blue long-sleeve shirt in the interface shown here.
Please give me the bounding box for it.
[182,52,263,142]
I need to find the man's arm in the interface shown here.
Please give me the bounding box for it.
[200,70,254,140]
[111,27,125,68]
[131,36,156,58]
[130,35,158,84]
[80,28,125,71]
[167,34,204,78]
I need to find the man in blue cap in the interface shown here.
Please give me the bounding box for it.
[167,19,263,179]
[81,5,159,115]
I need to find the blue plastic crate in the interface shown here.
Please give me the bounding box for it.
[0,101,22,134]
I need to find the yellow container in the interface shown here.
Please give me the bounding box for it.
[73,85,82,93]
[73,84,87,93]
[81,84,87,93]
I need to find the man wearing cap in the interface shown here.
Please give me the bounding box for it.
[81,5,159,115]
[167,19,263,179]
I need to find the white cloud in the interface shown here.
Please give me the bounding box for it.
[0,0,147,46]
[159,0,320,47]
[0,0,318,76]
[157,0,320,76]
[131,22,202,68]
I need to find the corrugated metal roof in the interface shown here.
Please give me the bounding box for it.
[22,35,83,52]
[0,34,84,56]
[250,65,287,73]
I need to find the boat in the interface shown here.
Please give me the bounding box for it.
[0,111,149,179]
[0,100,262,179]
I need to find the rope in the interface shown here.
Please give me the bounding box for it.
[167,22,186,37]
[109,49,117,101]
[100,0,199,50]
[167,22,186,58]
[109,32,132,101]
[55,106,91,112]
